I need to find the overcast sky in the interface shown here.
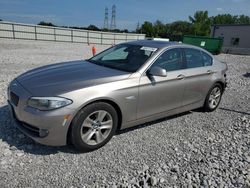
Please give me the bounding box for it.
[0,0,250,30]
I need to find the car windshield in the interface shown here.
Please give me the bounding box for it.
[88,44,157,72]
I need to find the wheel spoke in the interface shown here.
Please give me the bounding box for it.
[214,94,221,98]
[95,131,105,144]
[209,97,214,102]
[214,89,221,98]
[215,88,220,93]
[209,99,213,103]
[82,129,95,143]
[211,99,215,105]
[100,120,112,130]
[96,111,107,122]
[82,117,94,128]
[213,100,217,106]
[211,89,216,96]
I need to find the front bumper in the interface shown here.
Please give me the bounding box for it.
[8,101,47,137]
[8,80,75,146]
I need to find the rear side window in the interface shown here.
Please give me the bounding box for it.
[201,51,213,66]
[184,48,204,68]
[153,48,184,72]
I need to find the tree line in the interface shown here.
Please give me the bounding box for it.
[36,11,250,40]
[137,11,250,40]
[37,21,129,33]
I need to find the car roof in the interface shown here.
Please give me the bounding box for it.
[124,39,213,56]
[126,39,182,49]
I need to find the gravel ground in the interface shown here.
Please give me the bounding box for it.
[0,39,249,187]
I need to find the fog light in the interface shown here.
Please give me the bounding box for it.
[39,129,49,138]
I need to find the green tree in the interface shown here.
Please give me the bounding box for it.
[141,21,154,37]
[86,24,100,31]
[169,21,194,36]
[102,28,109,32]
[38,21,56,27]
[211,14,250,25]
[211,14,237,24]
[189,11,211,36]
[121,29,129,33]
[237,15,250,24]
[154,20,167,37]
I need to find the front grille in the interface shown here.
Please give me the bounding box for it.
[10,92,19,106]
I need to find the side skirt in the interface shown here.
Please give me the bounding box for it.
[121,101,203,130]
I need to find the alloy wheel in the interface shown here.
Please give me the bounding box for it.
[208,86,221,109]
[80,110,113,145]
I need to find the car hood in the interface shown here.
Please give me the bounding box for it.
[16,60,131,96]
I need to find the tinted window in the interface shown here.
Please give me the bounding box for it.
[184,48,203,68]
[202,51,213,66]
[153,48,184,72]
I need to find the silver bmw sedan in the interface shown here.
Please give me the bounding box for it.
[8,40,228,151]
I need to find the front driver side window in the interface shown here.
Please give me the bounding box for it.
[153,48,184,72]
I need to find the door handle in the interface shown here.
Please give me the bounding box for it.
[177,74,185,80]
[207,70,213,74]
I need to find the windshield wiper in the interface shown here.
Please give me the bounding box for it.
[87,59,99,64]
[87,59,113,69]
[87,59,133,72]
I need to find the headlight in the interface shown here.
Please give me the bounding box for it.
[28,97,72,111]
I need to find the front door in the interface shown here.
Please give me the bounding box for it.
[137,48,186,119]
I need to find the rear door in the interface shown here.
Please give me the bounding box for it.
[181,48,215,106]
[137,48,186,119]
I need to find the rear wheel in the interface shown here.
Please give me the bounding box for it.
[204,84,222,112]
[71,102,118,151]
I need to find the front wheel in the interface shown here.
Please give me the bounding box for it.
[70,102,118,151]
[204,84,223,112]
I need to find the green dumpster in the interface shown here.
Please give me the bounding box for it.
[182,35,223,54]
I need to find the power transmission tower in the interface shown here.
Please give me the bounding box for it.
[103,7,109,29]
[110,5,116,30]
[136,22,140,32]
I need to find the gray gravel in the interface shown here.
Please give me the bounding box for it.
[0,39,249,187]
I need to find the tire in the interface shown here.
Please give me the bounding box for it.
[203,83,223,112]
[71,102,118,151]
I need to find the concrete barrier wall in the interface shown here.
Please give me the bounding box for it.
[0,21,145,45]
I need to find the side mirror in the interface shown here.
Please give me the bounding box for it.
[148,66,167,77]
